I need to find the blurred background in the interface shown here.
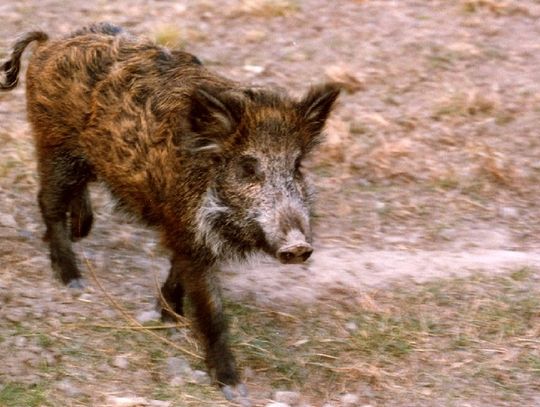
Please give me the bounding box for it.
[1,1,539,406]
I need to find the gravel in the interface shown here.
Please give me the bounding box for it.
[273,390,302,406]
[265,403,291,407]
[165,356,193,378]
[340,393,360,406]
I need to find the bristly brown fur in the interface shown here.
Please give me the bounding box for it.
[0,23,340,399]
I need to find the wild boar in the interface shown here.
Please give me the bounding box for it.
[0,23,340,401]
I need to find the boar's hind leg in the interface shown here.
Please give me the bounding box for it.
[170,255,240,388]
[160,260,185,319]
[38,150,92,288]
[69,186,93,241]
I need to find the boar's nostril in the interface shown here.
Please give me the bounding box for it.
[301,250,312,262]
[277,243,313,264]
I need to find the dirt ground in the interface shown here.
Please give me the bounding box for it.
[1,1,540,406]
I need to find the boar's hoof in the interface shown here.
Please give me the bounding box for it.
[222,384,250,406]
[277,242,313,264]
[66,278,86,290]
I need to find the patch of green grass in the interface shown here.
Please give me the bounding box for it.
[449,333,473,350]
[432,177,460,190]
[32,268,536,404]
[149,348,166,364]
[426,49,457,70]
[0,159,18,178]
[228,302,308,386]
[494,110,515,125]
[349,120,369,135]
[510,267,533,281]
[37,333,54,349]
[521,354,540,377]
[222,269,540,402]
[151,383,175,400]
[311,163,336,178]
[0,383,48,407]
[351,313,431,358]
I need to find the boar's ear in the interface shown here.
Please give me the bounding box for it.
[297,82,341,149]
[188,86,243,153]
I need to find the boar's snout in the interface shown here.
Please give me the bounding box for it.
[276,229,313,264]
[277,243,313,264]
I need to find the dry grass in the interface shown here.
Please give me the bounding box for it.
[84,255,202,360]
[471,144,520,187]
[152,26,207,50]
[324,65,364,94]
[225,269,540,405]
[153,26,185,49]
[461,0,532,15]
[234,0,300,17]
[15,265,536,405]
[432,89,500,121]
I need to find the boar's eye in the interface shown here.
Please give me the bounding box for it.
[237,155,262,181]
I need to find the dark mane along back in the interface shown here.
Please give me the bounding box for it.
[69,22,124,38]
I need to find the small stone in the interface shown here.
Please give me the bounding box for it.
[245,30,267,42]
[42,351,59,366]
[375,201,386,211]
[112,355,129,369]
[243,366,256,380]
[56,378,83,397]
[18,350,37,364]
[340,393,360,406]
[17,229,33,239]
[169,375,185,386]
[46,318,62,329]
[136,310,161,324]
[265,403,290,407]
[4,309,25,323]
[149,400,172,407]
[344,321,358,332]
[243,64,265,74]
[274,390,301,405]
[437,228,456,241]
[105,396,148,407]
[166,356,192,378]
[499,206,519,219]
[77,293,94,303]
[172,4,187,13]
[191,369,211,385]
[14,336,27,347]
[0,213,18,228]
[102,309,117,319]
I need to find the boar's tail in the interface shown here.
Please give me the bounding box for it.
[0,31,48,91]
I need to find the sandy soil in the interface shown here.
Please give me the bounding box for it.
[224,246,540,306]
[1,0,540,406]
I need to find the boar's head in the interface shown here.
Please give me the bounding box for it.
[189,82,340,264]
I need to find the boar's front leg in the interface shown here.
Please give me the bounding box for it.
[169,254,248,401]
[160,259,186,319]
